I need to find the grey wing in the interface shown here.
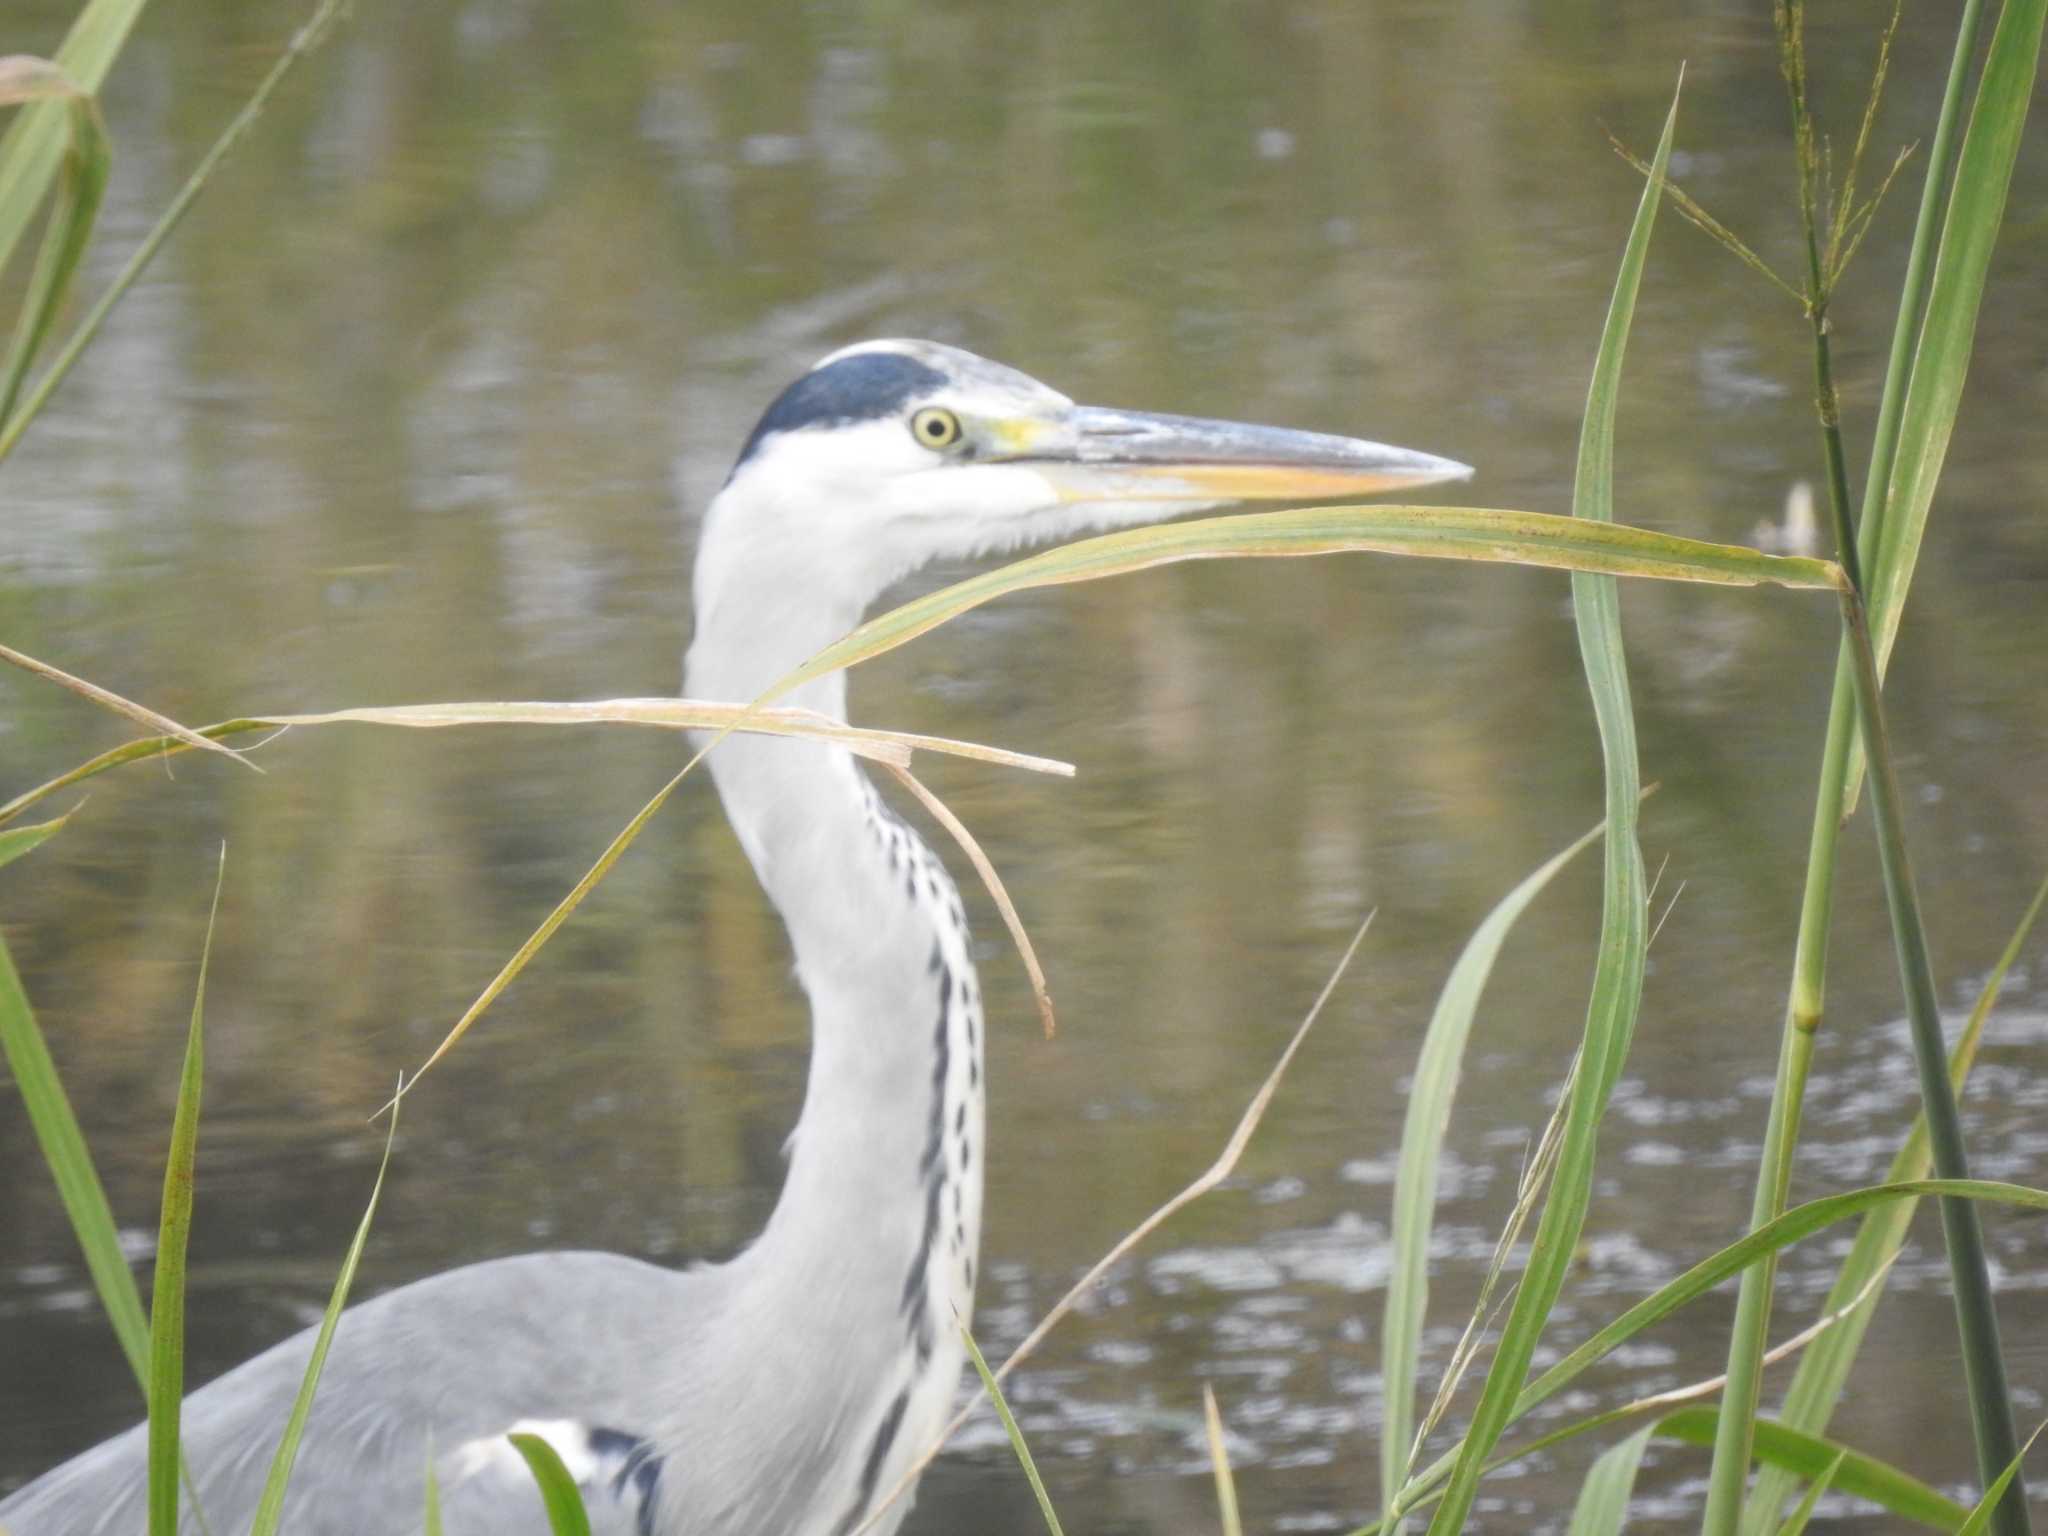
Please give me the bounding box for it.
[0,1252,690,1536]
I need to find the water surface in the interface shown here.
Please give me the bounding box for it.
[4,2,2047,1530]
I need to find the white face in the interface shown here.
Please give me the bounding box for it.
[733,415,1071,545]
[699,337,1474,625]
[720,341,1087,566]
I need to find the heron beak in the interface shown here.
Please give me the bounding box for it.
[998,406,1472,504]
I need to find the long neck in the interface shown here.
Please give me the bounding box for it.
[677,509,985,1532]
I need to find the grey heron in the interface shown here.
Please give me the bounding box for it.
[2,339,1469,1535]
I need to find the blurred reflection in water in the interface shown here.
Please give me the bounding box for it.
[3,1,2046,1530]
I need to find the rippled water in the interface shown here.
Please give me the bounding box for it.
[3,1,2047,1530]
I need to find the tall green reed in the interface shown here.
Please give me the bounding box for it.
[1705,4,2045,1531]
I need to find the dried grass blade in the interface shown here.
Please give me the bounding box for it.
[1204,1386,1243,1536]
[0,642,251,770]
[384,758,700,1112]
[887,762,1056,1037]
[252,700,1071,777]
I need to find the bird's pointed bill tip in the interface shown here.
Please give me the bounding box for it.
[1024,406,1471,504]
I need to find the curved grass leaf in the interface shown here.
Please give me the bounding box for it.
[773,504,1839,706]
[0,0,145,280]
[507,1433,593,1536]
[1417,68,1672,1536]
[248,1084,402,1534]
[0,0,347,465]
[0,56,109,430]
[1380,816,1607,1527]
[145,851,223,1536]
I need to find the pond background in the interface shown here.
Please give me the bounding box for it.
[3,1,2047,1529]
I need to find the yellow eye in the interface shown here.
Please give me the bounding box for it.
[910,407,962,450]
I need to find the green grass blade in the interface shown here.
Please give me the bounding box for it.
[0,0,146,280]
[772,503,1838,706]
[0,926,151,1382]
[1742,868,2048,1533]
[145,850,223,1535]
[423,1449,445,1536]
[1376,1394,1968,1536]
[1419,70,1670,1536]
[247,1081,401,1534]
[963,1324,1066,1536]
[1667,1413,1960,1532]
[0,807,74,869]
[1373,1400,1966,1536]
[1774,1450,1844,1536]
[1724,5,2020,1515]
[1380,816,1607,1525]
[1956,1426,2047,1536]
[0,59,109,430]
[507,1434,594,1536]
[1566,1426,1655,1536]
[1840,594,2029,1531]
[1851,0,1985,587]
[0,720,266,828]
[1847,0,2048,810]
[1514,1180,2048,1462]
[1381,1178,2048,1530]
[0,0,347,465]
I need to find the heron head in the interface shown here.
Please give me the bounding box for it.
[694,339,1471,659]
